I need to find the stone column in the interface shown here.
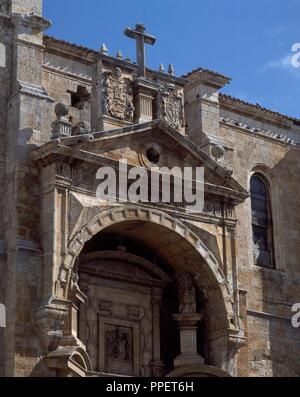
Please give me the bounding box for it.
[172,313,204,367]
[60,276,87,348]
[134,78,160,124]
[173,273,204,368]
[151,287,164,377]
[3,0,53,376]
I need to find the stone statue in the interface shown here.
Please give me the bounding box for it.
[126,101,135,122]
[177,273,197,314]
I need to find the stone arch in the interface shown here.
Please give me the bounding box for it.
[250,164,277,189]
[47,345,92,377]
[57,205,235,327]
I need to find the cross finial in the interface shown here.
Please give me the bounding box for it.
[124,23,156,77]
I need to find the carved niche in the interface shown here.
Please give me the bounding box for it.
[160,84,184,130]
[102,67,135,122]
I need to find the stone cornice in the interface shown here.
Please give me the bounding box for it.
[149,69,188,86]
[31,143,247,204]
[12,12,52,33]
[183,67,231,89]
[0,12,13,25]
[44,35,96,64]
[31,120,249,203]
[220,93,300,127]
[42,64,93,84]
[17,81,54,102]
[220,118,297,146]
[97,53,138,72]
[247,310,292,323]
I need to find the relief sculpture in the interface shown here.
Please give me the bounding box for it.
[102,67,135,122]
[161,83,184,130]
[105,327,131,362]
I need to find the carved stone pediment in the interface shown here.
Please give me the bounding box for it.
[160,84,184,130]
[102,67,135,122]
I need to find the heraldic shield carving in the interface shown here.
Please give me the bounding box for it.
[161,84,184,130]
[102,67,135,122]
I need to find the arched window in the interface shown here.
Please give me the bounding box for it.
[250,174,274,269]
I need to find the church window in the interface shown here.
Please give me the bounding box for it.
[250,174,274,269]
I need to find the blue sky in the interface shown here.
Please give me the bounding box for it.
[44,0,300,118]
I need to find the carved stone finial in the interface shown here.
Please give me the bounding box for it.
[100,43,108,55]
[52,103,72,139]
[168,64,175,76]
[116,50,123,60]
[159,64,165,72]
[125,56,132,62]
[54,103,69,120]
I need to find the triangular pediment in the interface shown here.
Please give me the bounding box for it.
[32,120,248,203]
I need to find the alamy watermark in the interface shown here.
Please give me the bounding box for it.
[291,43,300,68]
[291,303,300,329]
[0,303,5,328]
[96,160,205,212]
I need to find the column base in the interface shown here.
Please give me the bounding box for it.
[151,361,165,377]
[174,354,204,368]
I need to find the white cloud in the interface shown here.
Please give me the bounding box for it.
[262,53,300,79]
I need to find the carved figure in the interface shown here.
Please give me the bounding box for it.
[105,328,130,362]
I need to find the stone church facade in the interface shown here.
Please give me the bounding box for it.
[0,0,299,377]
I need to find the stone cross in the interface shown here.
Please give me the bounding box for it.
[124,23,156,77]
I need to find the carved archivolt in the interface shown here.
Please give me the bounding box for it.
[58,205,235,327]
[102,67,135,122]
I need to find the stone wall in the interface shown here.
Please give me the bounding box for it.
[0,0,299,378]
[0,14,12,377]
[218,123,300,376]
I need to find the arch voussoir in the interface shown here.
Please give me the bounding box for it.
[60,205,233,324]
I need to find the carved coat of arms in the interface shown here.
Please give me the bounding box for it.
[102,67,135,122]
[161,84,184,130]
